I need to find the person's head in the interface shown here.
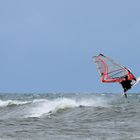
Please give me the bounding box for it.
[125,75,128,80]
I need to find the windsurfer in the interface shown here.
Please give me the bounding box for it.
[94,54,137,99]
[120,75,136,98]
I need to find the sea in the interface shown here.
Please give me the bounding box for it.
[0,93,140,140]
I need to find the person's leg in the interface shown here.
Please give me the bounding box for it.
[124,92,127,98]
[124,88,127,98]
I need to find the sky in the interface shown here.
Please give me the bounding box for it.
[0,0,140,93]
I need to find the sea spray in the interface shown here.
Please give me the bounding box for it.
[0,100,29,107]
[27,97,109,118]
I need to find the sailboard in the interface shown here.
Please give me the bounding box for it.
[132,76,140,88]
[93,54,136,84]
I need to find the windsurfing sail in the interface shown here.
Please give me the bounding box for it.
[93,54,136,83]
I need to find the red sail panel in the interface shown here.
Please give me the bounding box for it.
[93,54,136,83]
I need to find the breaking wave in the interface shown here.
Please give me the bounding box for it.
[0,96,110,118]
[27,97,109,118]
[0,100,30,107]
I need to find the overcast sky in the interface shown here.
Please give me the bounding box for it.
[0,0,140,93]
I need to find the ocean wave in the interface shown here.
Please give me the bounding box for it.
[27,97,108,118]
[0,100,30,107]
[0,96,109,118]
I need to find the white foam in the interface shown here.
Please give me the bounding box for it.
[0,100,29,107]
[27,97,108,118]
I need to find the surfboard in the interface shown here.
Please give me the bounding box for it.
[132,76,140,88]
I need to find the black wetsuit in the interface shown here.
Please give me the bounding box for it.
[120,80,132,92]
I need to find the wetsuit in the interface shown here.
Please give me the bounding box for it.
[120,79,132,92]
